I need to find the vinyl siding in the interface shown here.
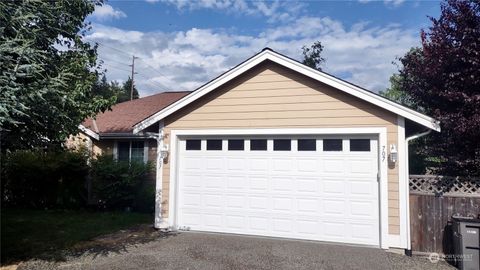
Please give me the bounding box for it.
[161,61,400,235]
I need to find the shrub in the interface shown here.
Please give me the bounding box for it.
[91,156,153,211]
[1,150,89,208]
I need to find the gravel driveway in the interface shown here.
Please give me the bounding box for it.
[19,231,454,270]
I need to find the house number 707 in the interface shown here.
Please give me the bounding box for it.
[382,146,386,162]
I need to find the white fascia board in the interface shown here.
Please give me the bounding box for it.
[133,50,440,133]
[79,125,99,140]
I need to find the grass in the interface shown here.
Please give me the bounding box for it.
[1,208,152,264]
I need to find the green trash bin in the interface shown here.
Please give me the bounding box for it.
[452,215,480,270]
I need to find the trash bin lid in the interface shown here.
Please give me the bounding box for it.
[452,214,480,223]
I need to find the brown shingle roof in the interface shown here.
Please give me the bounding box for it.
[83,91,190,134]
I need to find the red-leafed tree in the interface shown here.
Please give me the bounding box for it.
[398,0,480,177]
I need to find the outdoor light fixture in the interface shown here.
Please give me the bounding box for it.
[160,144,169,159]
[390,144,398,163]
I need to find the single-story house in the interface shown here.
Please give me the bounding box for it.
[74,48,440,252]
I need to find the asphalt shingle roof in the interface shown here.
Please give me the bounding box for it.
[82,91,190,134]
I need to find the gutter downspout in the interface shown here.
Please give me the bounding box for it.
[405,129,432,254]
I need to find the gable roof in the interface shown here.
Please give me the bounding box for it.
[133,48,440,133]
[82,91,190,136]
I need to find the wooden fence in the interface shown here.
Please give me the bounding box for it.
[409,175,480,254]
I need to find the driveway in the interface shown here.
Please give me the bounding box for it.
[19,231,454,270]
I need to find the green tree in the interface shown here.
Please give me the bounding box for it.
[398,0,480,177]
[0,0,114,150]
[379,74,414,108]
[302,41,325,71]
[92,74,116,100]
[116,77,139,103]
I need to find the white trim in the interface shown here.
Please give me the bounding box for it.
[79,125,99,140]
[378,129,389,249]
[388,234,402,248]
[133,50,440,133]
[397,116,408,249]
[154,121,169,228]
[167,127,391,249]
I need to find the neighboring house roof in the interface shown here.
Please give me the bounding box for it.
[133,48,440,133]
[81,91,190,136]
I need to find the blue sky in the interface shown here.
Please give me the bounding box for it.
[86,0,441,96]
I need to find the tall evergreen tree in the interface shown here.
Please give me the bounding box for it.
[117,77,139,103]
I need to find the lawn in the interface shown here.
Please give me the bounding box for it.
[1,208,152,264]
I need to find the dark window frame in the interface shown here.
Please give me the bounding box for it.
[206,139,223,151]
[186,139,201,151]
[274,139,291,151]
[116,141,145,163]
[350,139,371,152]
[250,139,267,151]
[323,139,343,151]
[228,139,244,151]
[298,139,316,151]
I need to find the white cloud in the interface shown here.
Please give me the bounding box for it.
[384,0,406,7]
[86,17,419,97]
[91,4,127,21]
[155,0,302,23]
[358,0,406,7]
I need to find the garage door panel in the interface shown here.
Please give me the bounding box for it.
[272,197,293,212]
[227,175,246,190]
[226,194,245,209]
[323,178,346,195]
[249,158,269,171]
[295,177,319,193]
[271,176,293,192]
[248,176,268,191]
[227,158,246,171]
[348,159,376,174]
[323,159,345,173]
[272,158,293,171]
[206,157,224,170]
[204,194,223,208]
[178,136,380,246]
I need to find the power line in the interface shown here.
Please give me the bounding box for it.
[96,42,171,81]
[99,56,130,67]
[101,62,131,73]
[95,42,172,92]
[136,58,171,82]
[96,42,132,57]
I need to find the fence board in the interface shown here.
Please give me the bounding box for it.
[410,194,480,253]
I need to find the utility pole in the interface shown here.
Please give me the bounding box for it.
[129,55,139,100]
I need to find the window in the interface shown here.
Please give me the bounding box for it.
[228,139,244,150]
[116,141,145,163]
[186,139,201,150]
[274,139,291,151]
[131,141,145,162]
[117,142,130,161]
[298,139,316,151]
[323,139,342,151]
[207,139,222,150]
[350,139,370,152]
[250,139,267,151]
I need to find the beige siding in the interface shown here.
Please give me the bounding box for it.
[162,62,400,235]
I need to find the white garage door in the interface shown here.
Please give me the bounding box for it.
[176,136,380,246]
